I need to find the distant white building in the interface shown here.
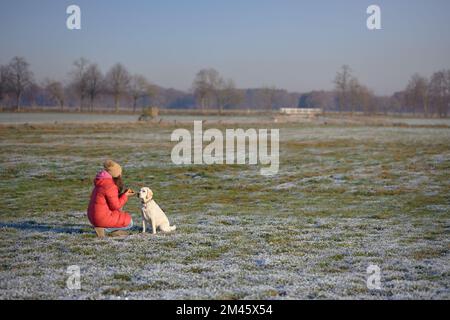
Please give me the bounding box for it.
[273,108,323,122]
[279,108,323,116]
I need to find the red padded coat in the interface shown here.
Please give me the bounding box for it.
[87,170,131,228]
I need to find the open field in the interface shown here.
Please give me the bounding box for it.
[0,112,272,125]
[0,118,449,299]
[1,111,450,127]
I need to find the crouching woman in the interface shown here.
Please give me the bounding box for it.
[87,160,134,238]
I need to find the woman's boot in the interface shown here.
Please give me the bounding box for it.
[94,227,106,238]
[109,230,129,237]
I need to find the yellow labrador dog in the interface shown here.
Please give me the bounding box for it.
[138,187,176,234]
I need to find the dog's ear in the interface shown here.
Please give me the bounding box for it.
[145,188,153,201]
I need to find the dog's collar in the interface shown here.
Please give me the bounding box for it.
[141,198,153,207]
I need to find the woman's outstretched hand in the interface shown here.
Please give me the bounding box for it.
[125,189,135,197]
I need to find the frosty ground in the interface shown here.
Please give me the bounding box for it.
[0,119,449,299]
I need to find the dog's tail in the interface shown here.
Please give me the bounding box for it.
[161,224,176,233]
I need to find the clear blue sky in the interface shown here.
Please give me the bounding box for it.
[1,0,449,95]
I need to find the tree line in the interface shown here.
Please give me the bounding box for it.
[0,57,160,112]
[0,57,449,117]
[301,65,450,117]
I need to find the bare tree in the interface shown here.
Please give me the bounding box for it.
[428,70,449,118]
[7,57,33,111]
[216,78,243,113]
[0,65,10,106]
[45,80,65,110]
[25,83,42,108]
[129,74,145,112]
[192,68,221,109]
[334,65,376,114]
[405,74,429,115]
[348,77,361,114]
[351,80,375,114]
[106,63,130,112]
[389,92,406,114]
[145,83,159,108]
[334,65,352,112]
[447,70,450,116]
[258,86,279,111]
[129,74,151,112]
[70,58,89,111]
[85,64,103,112]
[358,85,376,115]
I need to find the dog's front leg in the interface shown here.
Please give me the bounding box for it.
[142,219,146,233]
[152,220,156,235]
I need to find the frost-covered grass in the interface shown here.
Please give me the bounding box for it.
[0,121,449,299]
